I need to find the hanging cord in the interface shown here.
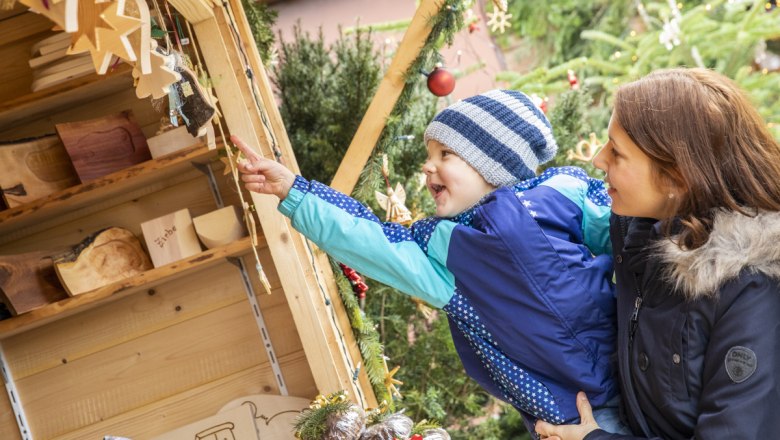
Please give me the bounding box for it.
[150,0,174,52]
[215,0,368,406]
[220,0,283,162]
[163,0,184,53]
[181,14,272,294]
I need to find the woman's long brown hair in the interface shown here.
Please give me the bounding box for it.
[614,68,780,249]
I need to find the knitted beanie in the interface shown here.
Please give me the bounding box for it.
[423,89,558,187]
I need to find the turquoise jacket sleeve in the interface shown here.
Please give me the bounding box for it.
[530,167,613,256]
[278,176,455,308]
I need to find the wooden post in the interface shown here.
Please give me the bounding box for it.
[329,0,444,194]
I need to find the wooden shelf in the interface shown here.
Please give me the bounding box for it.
[0,140,222,245]
[0,64,134,130]
[0,236,255,339]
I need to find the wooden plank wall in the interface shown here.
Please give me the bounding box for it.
[0,8,318,439]
[0,173,317,439]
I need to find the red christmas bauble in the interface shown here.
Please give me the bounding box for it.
[410,435,424,440]
[427,67,456,97]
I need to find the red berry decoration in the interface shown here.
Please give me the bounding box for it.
[411,435,424,440]
[339,263,368,304]
[468,21,479,33]
[427,67,456,97]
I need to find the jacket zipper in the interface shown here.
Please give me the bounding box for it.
[619,216,644,348]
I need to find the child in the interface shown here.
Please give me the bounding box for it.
[235,90,622,433]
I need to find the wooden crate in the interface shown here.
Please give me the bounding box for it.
[0,2,374,439]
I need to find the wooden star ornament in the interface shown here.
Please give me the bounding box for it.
[67,0,141,74]
[487,9,512,34]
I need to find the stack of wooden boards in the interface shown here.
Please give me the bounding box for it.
[29,32,94,92]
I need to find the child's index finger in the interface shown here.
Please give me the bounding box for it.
[231,135,263,164]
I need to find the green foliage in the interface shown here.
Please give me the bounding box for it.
[294,397,355,440]
[241,0,278,65]
[544,88,606,177]
[272,24,382,183]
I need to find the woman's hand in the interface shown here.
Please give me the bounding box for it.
[535,392,600,440]
[232,135,295,200]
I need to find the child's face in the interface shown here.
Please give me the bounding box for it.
[422,140,496,218]
[593,112,676,219]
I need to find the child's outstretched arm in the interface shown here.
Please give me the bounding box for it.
[233,135,295,200]
[234,136,455,309]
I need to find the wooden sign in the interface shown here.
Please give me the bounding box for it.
[0,135,79,208]
[219,394,311,440]
[141,209,203,268]
[0,250,69,315]
[150,403,259,440]
[55,111,151,182]
[192,205,246,249]
[53,227,153,296]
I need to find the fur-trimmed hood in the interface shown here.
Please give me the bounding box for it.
[654,210,780,300]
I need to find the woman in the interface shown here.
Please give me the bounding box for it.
[536,68,780,439]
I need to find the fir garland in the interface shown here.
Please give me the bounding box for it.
[353,0,466,202]
[333,0,467,410]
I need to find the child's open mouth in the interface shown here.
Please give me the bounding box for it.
[429,183,446,198]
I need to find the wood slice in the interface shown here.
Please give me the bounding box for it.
[0,250,69,315]
[0,135,79,208]
[55,110,151,182]
[141,209,203,268]
[53,227,153,296]
[31,60,96,92]
[192,205,246,249]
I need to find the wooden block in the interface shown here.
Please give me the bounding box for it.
[192,205,246,249]
[219,394,311,439]
[0,250,69,315]
[34,53,92,77]
[55,111,151,182]
[31,60,96,92]
[53,227,153,296]
[147,124,215,159]
[30,31,72,56]
[28,47,69,69]
[141,209,203,268]
[150,403,259,440]
[0,135,79,208]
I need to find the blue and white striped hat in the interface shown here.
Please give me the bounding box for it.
[424,89,558,187]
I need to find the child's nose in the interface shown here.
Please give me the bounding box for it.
[422,160,435,174]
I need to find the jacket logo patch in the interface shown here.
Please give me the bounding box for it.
[725,346,757,384]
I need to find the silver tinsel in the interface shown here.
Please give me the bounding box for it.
[324,404,366,440]
[422,428,451,440]
[360,413,413,440]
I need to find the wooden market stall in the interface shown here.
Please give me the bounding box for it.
[0,0,411,437]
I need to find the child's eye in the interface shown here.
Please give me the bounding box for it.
[441,150,452,157]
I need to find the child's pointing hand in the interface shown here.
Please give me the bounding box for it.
[232,135,295,200]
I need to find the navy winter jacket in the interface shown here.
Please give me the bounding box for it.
[278,167,619,426]
[586,213,780,439]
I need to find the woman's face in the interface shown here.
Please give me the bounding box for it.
[593,112,676,219]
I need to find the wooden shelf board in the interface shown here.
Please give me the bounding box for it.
[0,236,255,339]
[0,64,134,130]
[0,140,222,241]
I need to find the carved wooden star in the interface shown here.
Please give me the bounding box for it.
[68,0,141,74]
[487,9,512,34]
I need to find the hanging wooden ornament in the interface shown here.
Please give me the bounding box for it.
[18,0,78,32]
[568,133,602,163]
[374,155,412,225]
[67,0,141,74]
[486,8,512,34]
[133,40,181,99]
